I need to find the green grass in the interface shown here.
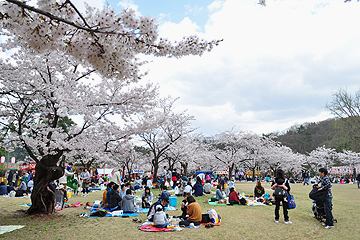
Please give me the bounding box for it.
[1,182,359,240]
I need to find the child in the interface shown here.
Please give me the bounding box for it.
[271,178,288,202]
[153,205,170,228]
[174,183,183,196]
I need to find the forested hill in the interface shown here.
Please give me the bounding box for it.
[275,117,359,154]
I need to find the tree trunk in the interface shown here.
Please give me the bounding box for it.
[228,163,234,179]
[152,157,159,183]
[252,167,256,181]
[27,159,64,215]
[180,162,188,176]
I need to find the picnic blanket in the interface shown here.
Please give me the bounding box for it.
[208,200,227,205]
[88,209,138,218]
[19,203,32,207]
[138,206,177,214]
[185,225,202,229]
[208,199,265,206]
[138,224,179,232]
[0,225,25,235]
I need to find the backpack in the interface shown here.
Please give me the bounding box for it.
[273,186,287,197]
[90,209,107,217]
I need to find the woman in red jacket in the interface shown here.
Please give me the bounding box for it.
[228,187,240,205]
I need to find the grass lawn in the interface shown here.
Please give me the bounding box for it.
[1,182,359,240]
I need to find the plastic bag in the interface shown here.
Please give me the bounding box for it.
[207,209,219,224]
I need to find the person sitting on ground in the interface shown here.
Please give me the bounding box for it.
[134,176,142,185]
[110,184,122,211]
[211,184,224,202]
[142,186,154,208]
[119,184,127,198]
[174,183,182,196]
[105,182,115,208]
[27,177,34,193]
[184,181,192,195]
[204,180,212,194]
[180,192,191,219]
[18,178,28,195]
[159,185,169,201]
[7,184,15,195]
[147,197,169,222]
[102,182,113,208]
[192,180,204,197]
[122,189,136,213]
[254,181,265,200]
[153,205,170,228]
[125,182,134,192]
[179,195,202,227]
[225,178,235,197]
[0,181,8,195]
[228,187,240,205]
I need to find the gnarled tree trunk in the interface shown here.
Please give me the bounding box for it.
[27,158,64,215]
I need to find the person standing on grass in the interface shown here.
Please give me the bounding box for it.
[302,170,309,185]
[356,173,360,189]
[318,168,334,229]
[272,169,291,224]
[80,168,91,196]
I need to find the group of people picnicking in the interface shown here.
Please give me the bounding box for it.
[0,164,341,229]
[0,170,34,197]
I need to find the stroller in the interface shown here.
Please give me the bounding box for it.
[309,185,337,223]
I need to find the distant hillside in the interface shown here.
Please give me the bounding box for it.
[276,118,358,154]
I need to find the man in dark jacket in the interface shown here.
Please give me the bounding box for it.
[318,168,334,229]
[110,184,122,211]
[147,197,169,222]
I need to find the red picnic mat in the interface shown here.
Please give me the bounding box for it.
[200,219,221,226]
[138,224,177,232]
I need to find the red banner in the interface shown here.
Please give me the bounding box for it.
[19,162,37,171]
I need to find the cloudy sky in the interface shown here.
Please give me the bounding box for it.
[74,0,360,135]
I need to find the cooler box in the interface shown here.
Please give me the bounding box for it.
[169,196,177,207]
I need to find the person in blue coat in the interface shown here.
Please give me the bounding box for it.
[0,181,8,195]
[159,185,169,201]
[192,181,204,197]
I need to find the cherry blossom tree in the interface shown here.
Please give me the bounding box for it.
[262,144,305,177]
[0,0,221,215]
[338,150,360,177]
[0,48,156,214]
[163,134,209,175]
[0,0,222,79]
[209,130,249,179]
[306,146,338,173]
[138,98,195,182]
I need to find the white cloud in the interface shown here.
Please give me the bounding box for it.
[117,0,141,15]
[143,0,360,135]
[207,0,225,12]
